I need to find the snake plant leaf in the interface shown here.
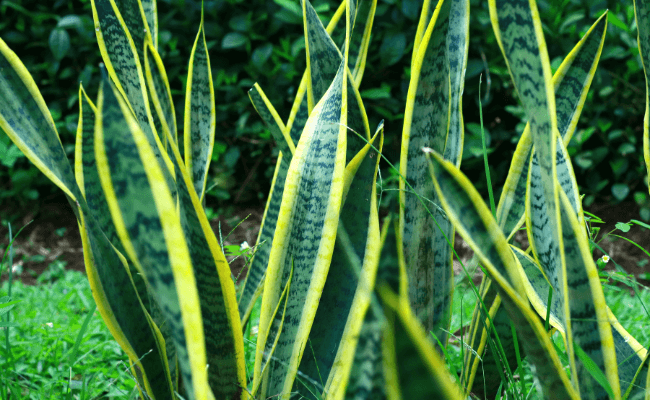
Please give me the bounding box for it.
[346,0,377,86]
[165,131,247,399]
[75,86,176,400]
[184,9,215,201]
[0,38,81,202]
[380,288,464,400]
[489,0,557,204]
[239,154,290,326]
[285,1,345,144]
[496,12,607,241]
[513,246,650,399]
[442,0,469,167]
[144,40,178,148]
[556,187,619,400]
[399,0,455,340]
[94,74,211,400]
[90,0,175,190]
[635,0,650,193]
[253,60,349,400]
[426,149,578,400]
[296,127,382,399]
[338,299,386,400]
[140,0,158,48]
[249,84,295,158]
[303,0,343,113]
[111,0,149,62]
[238,84,295,326]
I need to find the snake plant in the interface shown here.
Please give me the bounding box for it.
[1,0,649,399]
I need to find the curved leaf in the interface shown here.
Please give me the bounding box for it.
[144,40,178,148]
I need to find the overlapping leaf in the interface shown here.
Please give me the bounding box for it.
[635,0,650,194]
[426,149,578,399]
[94,74,210,400]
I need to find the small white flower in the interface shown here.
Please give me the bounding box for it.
[45,322,53,328]
[239,241,250,251]
[601,255,610,264]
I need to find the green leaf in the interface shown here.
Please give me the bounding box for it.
[184,12,215,201]
[49,28,70,61]
[94,72,211,400]
[221,32,247,49]
[379,32,406,66]
[0,38,81,201]
[380,288,463,400]
[612,183,630,201]
[399,0,456,343]
[75,87,175,400]
[144,40,178,149]
[140,0,158,48]
[296,127,383,399]
[616,222,631,233]
[607,12,628,32]
[253,62,348,400]
[426,149,578,400]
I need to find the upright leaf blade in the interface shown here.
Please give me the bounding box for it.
[184,10,215,201]
[94,75,210,400]
[635,0,650,193]
[144,40,178,147]
[253,61,348,400]
[399,0,454,342]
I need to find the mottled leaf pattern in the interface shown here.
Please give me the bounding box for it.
[426,150,578,400]
[380,289,463,400]
[254,62,348,400]
[0,38,80,201]
[144,41,178,147]
[399,0,453,341]
[94,75,210,400]
[296,129,382,398]
[141,0,158,48]
[184,13,215,201]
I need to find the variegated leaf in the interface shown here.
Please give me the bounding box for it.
[94,74,210,400]
[144,40,178,148]
[296,127,382,398]
[426,149,578,400]
[184,10,215,201]
[399,0,454,342]
[380,288,463,400]
[253,61,348,400]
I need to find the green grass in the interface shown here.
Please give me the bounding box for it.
[0,269,136,399]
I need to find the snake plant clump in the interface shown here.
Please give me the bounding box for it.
[0,0,649,399]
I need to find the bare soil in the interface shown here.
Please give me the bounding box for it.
[1,198,648,286]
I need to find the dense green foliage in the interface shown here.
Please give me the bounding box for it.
[1,0,648,221]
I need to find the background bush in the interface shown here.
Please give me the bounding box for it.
[1,0,648,222]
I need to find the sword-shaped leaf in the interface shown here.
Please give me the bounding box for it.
[144,40,178,148]
[296,127,382,399]
[164,118,247,399]
[0,38,80,201]
[442,0,469,167]
[513,247,649,399]
[90,0,174,189]
[239,84,295,326]
[253,60,348,400]
[426,149,578,400]
[464,15,608,395]
[94,74,210,400]
[399,0,455,341]
[635,0,650,193]
[184,9,215,201]
[112,0,148,62]
[380,288,463,400]
[496,12,607,241]
[141,0,158,48]
[557,188,619,399]
[75,86,176,399]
